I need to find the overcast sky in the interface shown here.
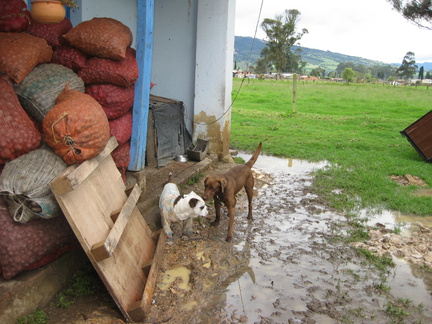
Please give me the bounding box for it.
[235,0,432,64]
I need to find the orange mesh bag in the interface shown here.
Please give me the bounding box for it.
[42,85,110,164]
[85,83,134,119]
[0,75,41,164]
[26,16,73,48]
[0,32,52,84]
[52,44,87,73]
[109,110,132,145]
[0,0,31,33]
[78,47,138,86]
[62,17,132,60]
[112,140,130,184]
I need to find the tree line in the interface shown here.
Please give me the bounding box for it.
[253,5,431,82]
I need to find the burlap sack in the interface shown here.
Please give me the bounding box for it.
[0,74,42,164]
[0,32,52,84]
[14,63,85,123]
[63,17,132,60]
[0,145,68,223]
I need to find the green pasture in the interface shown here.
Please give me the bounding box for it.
[230,78,432,215]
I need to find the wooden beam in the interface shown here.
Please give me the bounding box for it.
[50,137,118,196]
[90,184,142,262]
[129,0,154,171]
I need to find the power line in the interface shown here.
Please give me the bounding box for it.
[191,0,265,126]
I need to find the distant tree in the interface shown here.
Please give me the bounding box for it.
[255,57,271,74]
[260,9,308,79]
[426,71,432,79]
[254,46,271,74]
[336,62,373,79]
[285,47,305,74]
[355,64,370,75]
[342,68,355,83]
[387,0,432,29]
[396,51,417,80]
[364,73,372,82]
[372,64,396,80]
[310,67,325,78]
[336,62,356,76]
[419,66,424,79]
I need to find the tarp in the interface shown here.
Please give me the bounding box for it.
[150,96,192,167]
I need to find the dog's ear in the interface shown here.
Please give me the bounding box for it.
[220,178,227,193]
[189,198,199,208]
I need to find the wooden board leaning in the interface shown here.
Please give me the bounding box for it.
[50,137,166,322]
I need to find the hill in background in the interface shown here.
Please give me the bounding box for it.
[234,36,432,73]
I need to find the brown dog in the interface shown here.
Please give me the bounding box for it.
[203,142,262,241]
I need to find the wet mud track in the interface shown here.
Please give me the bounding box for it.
[146,154,432,324]
[44,154,432,323]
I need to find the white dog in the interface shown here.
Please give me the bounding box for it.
[159,182,208,240]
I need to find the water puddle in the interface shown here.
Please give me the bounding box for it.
[237,153,328,176]
[366,209,432,234]
[159,266,191,291]
[226,153,432,321]
[389,258,432,305]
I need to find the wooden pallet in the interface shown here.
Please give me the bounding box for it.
[50,137,166,322]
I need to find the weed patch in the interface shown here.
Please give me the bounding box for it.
[384,300,410,321]
[16,309,48,324]
[357,248,395,272]
[188,172,204,185]
[53,265,101,309]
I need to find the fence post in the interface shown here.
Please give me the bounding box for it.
[292,73,297,113]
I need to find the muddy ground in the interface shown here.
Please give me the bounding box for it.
[42,153,432,324]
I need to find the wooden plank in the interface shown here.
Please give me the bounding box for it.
[50,147,162,322]
[127,230,166,320]
[142,230,166,313]
[90,184,142,262]
[129,0,155,171]
[52,137,118,196]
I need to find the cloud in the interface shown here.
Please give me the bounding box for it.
[235,0,432,64]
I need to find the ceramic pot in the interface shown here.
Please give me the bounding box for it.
[30,1,66,24]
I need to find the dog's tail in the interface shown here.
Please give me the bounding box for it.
[162,172,174,186]
[245,141,262,168]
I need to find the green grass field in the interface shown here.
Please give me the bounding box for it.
[230,78,432,215]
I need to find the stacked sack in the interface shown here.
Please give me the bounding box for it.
[0,2,133,279]
[0,1,78,279]
[62,17,138,181]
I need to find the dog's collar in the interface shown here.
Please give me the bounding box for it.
[215,194,224,205]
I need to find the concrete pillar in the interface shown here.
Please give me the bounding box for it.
[194,0,235,161]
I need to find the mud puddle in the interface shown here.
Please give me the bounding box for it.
[144,153,432,323]
[43,153,432,323]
